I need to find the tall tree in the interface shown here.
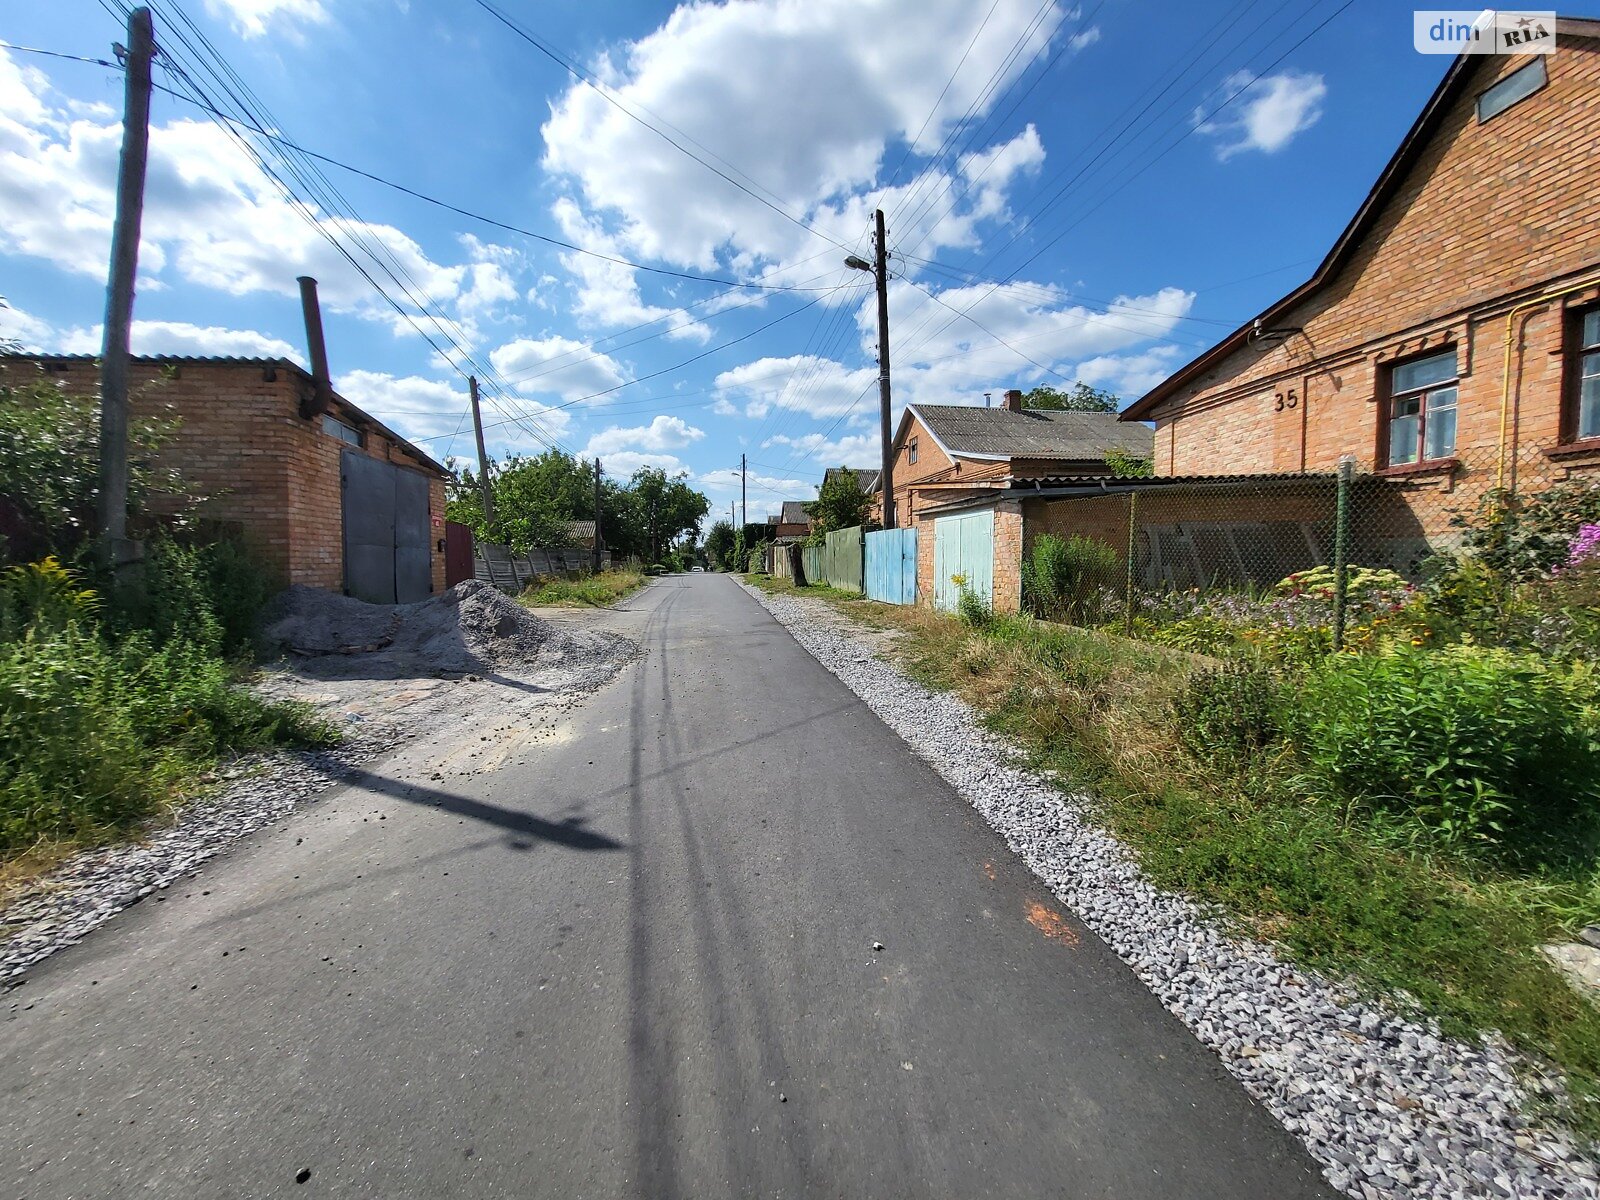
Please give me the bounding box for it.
[805,470,872,541]
[705,520,735,571]
[1023,382,1121,413]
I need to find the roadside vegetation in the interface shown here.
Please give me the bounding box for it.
[520,569,645,608]
[0,376,333,883]
[754,504,1600,1134]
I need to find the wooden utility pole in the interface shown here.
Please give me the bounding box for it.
[592,458,603,574]
[873,208,895,529]
[468,375,496,528]
[98,6,154,563]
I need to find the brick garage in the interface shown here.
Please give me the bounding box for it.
[0,354,451,599]
[1123,19,1600,521]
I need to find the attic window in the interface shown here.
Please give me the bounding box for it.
[321,413,363,447]
[1477,58,1547,122]
[908,437,919,465]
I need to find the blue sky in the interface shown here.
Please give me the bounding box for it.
[5,0,1592,522]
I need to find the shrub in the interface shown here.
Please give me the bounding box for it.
[1168,662,1282,775]
[1022,534,1119,624]
[1459,481,1600,580]
[1293,645,1600,852]
[955,583,991,629]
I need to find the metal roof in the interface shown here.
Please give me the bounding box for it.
[779,500,812,525]
[910,403,1153,461]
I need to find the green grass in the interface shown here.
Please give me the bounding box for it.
[520,569,646,608]
[804,597,1600,1137]
[741,571,866,603]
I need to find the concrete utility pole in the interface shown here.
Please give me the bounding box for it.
[592,458,603,574]
[98,6,154,564]
[468,375,496,528]
[845,209,895,528]
[740,453,747,530]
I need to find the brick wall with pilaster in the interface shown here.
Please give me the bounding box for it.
[992,500,1023,614]
[1147,40,1600,505]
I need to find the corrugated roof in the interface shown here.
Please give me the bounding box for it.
[823,466,878,494]
[912,403,1153,461]
[779,500,811,525]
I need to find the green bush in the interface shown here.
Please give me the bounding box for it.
[956,585,991,629]
[1459,481,1600,580]
[1169,662,1282,775]
[1022,534,1119,624]
[1293,645,1600,852]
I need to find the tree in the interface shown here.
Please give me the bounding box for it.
[629,466,709,564]
[705,520,735,571]
[805,469,872,542]
[1023,382,1121,413]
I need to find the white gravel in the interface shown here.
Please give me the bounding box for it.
[2,593,635,985]
[745,582,1600,1200]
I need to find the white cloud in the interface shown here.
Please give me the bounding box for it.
[551,198,710,341]
[764,431,880,468]
[54,320,301,360]
[0,299,55,350]
[1197,70,1327,160]
[1069,345,1184,399]
[714,355,877,419]
[202,0,330,39]
[0,50,522,344]
[698,467,816,521]
[540,0,1077,281]
[601,451,688,479]
[585,414,705,456]
[488,335,629,403]
[333,370,572,457]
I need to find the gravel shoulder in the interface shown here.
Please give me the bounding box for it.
[1,583,636,983]
[743,581,1600,1200]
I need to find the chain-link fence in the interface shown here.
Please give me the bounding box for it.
[1018,440,1600,661]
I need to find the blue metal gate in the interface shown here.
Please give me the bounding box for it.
[933,509,995,612]
[864,527,918,604]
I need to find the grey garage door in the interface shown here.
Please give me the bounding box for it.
[342,449,433,605]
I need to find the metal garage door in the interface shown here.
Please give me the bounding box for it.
[933,509,994,612]
[342,449,433,605]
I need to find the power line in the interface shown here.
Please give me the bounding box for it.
[471,0,854,255]
[0,41,120,68]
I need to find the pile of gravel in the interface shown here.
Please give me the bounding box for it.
[744,583,1600,1200]
[262,580,626,677]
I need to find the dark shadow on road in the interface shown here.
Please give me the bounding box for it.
[349,769,624,851]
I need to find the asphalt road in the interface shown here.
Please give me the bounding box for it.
[2,574,1334,1199]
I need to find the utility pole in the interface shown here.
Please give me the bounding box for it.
[740,453,747,531]
[468,375,496,529]
[98,6,154,566]
[592,458,603,574]
[872,209,895,529]
[845,209,895,528]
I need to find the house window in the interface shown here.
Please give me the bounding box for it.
[1387,348,1458,467]
[908,438,919,465]
[1574,307,1600,442]
[1477,58,1547,123]
[321,413,363,447]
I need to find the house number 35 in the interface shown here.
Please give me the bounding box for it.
[1273,388,1299,411]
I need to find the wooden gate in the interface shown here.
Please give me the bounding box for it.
[933,509,994,612]
[864,527,918,604]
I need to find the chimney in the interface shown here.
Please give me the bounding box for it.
[297,275,333,420]
[1003,388,1023,413]
[983,392,992,408]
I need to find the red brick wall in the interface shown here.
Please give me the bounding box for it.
[1149,42,1600,508]
[2,358,447,595]
[992,501,1023,614]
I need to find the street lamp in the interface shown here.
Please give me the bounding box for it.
[846,210,895,528]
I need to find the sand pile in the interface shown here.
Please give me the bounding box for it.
[262,580,626,678]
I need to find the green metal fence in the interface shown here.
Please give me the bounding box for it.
[821,526,865,593]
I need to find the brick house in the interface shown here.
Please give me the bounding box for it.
[876,388,1151,612]
[1121,16,1600,530]
[1,354,451,603]
[774,501,812,540]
